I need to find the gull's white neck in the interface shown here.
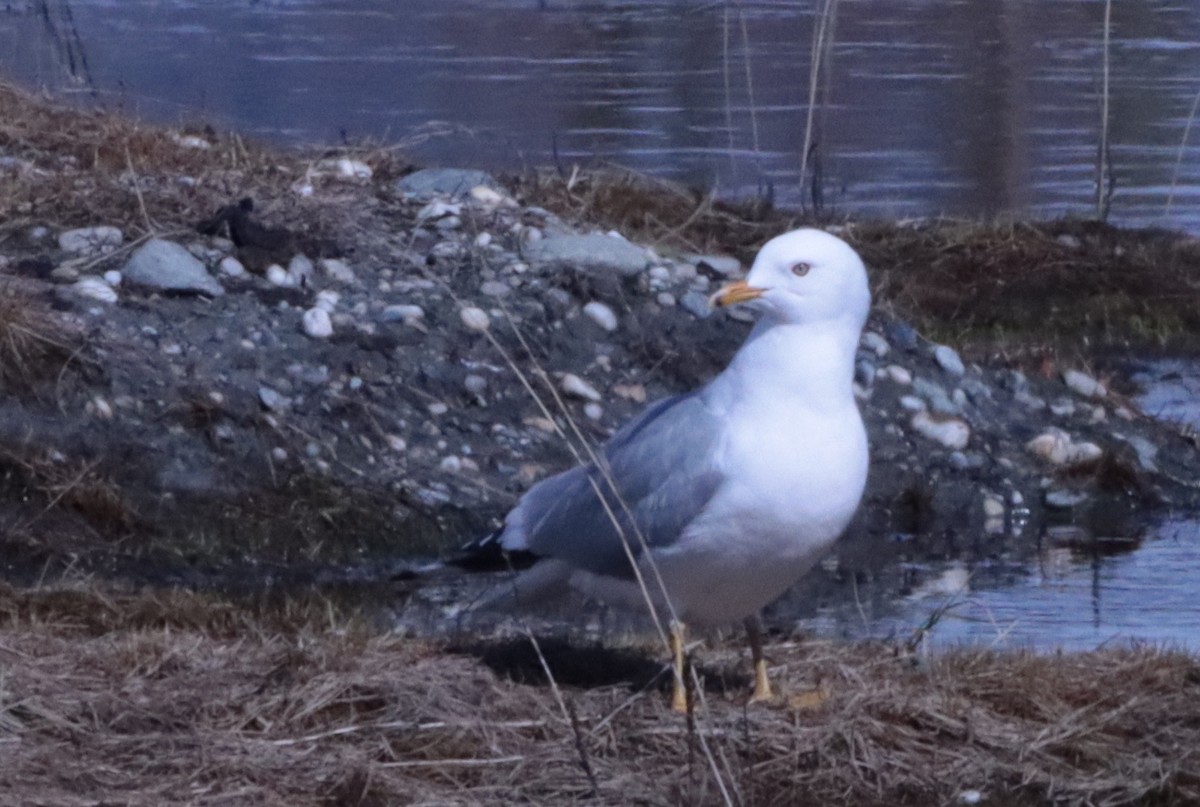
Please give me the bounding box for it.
[704,316,861,415]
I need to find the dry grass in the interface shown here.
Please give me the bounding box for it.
[0,282,81,393]
[1,583,1197,806]
[0,78,410,240]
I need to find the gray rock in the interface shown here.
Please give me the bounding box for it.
[258,386,291,412]
[121,238,224,296]
[524,232,650,277]
[396,168,500,199]
[933,344,965,376]
[680,290,713,319]
[913,377,960,416]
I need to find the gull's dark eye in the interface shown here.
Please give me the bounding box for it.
[791,262,812,277]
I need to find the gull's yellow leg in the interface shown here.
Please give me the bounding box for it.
[670,620,689,713]
[745,615,775,703]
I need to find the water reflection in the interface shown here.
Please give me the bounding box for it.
[3,1,1200,229]
[805,517,1200,652]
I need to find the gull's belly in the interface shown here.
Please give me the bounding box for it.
[651,406,868,625]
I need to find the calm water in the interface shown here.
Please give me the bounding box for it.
[5,1,1200,229]
[3,1,1199,649]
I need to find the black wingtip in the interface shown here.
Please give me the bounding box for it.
[447,528,540,572]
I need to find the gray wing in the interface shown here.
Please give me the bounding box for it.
[501,392,726,578]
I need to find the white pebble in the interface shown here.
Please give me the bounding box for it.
[480,280,510,297]
[103,270,122,287]
[386,435,407,452]
[218,256,246,278]
[301,307,334,339]
[288,254,315,286]
[584,402,603,420]
[459,306,490,332]
[428,402,449,416]
[1025,429,1102,467]
[91,396,114,419]
[383,304,425,324]
[883,364,913,385]
[1062,368,1107,398]
[560,373,602,402]
[474,232,493,248]
[266,264,293,287]
[656,292,677,307]
[319,258,356,284]
[271,447,288,462]
[314,290,340,313]
[71,276,118,304]
[583,301,619,332]
[933,344,966,376]
[439,455,463,473]
[899,395,927,412]
[469,185,508,207]
[910,411,970,449]
[860,331,890,357]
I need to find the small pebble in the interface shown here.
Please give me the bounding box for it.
[428,402,449,416]
[464,374,488,395]
[459,306,490,332]
[656,292,676,307]
[910,411,970,449]
[560,373,602,402]
[258,387,290,412]
[680,290,712,319]
[439,455,463,473]
[270,447,288,462]
[583,402,603,420]
[1062,368,1106,399]
[899,395,927,412]
[314,290,340,312]
[301,307,334,339]
[860,331,890,357]
[480,280,510,297]
[583,301,619,332]
[91,397,114,419]
[1025,429,1102,467]
[70,276,118,304]
[883,365,912,385]
[287,254,314,287]
[933,344,965,376]
[386,435,407,452]
[266,264,293,287]
[382,304,425,324]
[319,258,356,284]
[218,256,246,278]
[103,270,122,287]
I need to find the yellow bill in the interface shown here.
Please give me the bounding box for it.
[709,279,766,308]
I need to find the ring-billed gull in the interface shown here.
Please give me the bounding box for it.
[464,228,870,709]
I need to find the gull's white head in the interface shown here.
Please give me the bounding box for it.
[711,228,870,330]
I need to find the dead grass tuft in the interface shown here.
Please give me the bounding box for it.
[0,283,80,393]
[1,584,1197,806]
[0,446,137,536]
